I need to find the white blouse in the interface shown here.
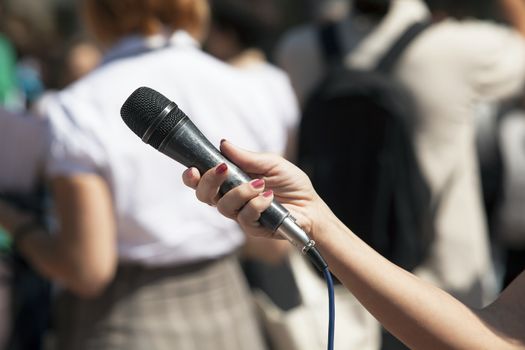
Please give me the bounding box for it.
[43,31,299,266]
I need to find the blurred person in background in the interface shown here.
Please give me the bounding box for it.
[276,0,389,106]
[60,37,102,87]
[279,0,525,307]
[0,3,54,346]
[0,0,57,108]
[0,0,298,349]
[277,0,525,348]
[32,37,102,117]
[205,0,271,65]
[204,0,299,182]
[349,0,525,309]
[0,2,93,348]
[0,107,51,350]
[0,4,51,349]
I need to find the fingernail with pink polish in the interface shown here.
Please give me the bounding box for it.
[251,179,265,189]
[215,163,228,175]
[263,190,273,198]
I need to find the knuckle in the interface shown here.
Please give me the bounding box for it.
[238,204,259,223]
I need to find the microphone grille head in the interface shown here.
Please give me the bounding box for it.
[120,86,172,139]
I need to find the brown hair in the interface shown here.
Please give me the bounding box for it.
[82,0,162,47]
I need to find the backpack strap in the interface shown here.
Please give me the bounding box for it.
[375,21,431,74]
[318,21,345,64]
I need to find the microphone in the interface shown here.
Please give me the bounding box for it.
[120,87,327,270]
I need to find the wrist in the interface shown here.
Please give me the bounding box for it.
[309,194,341,243]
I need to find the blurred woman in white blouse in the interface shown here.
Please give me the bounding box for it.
[0,0,298,349]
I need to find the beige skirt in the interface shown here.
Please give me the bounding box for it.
[54,255,267,350]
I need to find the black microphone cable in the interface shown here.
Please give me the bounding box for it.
[121,86,335,350]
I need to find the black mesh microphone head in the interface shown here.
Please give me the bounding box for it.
[121,86,187,149]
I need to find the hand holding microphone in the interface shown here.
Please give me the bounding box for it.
[182,139,327,241]
[120,87,328,270]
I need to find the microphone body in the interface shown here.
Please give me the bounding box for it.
[121,88,327,269]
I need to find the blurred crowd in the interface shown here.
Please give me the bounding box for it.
[0,0,524,350]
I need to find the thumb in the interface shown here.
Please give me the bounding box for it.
[220,140,278,175]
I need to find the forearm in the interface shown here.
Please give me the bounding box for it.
[500,0,525,37]
[16,229,110,297]
[312,205,517,349]
[7,174,118,298]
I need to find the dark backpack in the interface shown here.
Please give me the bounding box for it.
[297,21,435,271]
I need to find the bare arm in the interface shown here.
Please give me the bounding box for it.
[183,141,525,350]
[0,174,117,298]
[500,0,525,37]
[315,216,525,350]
